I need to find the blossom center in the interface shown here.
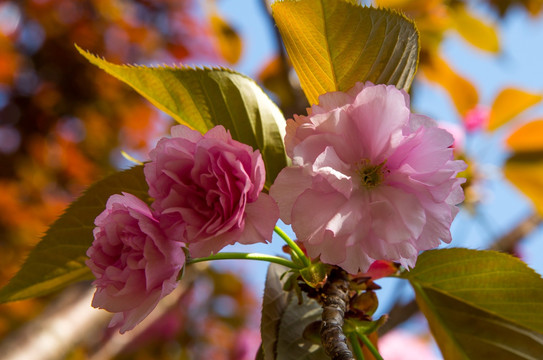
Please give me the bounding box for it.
[356,159,388,189]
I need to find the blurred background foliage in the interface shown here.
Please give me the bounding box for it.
[1,0,543,359]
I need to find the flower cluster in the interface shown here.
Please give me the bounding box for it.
[86,125,278,332]
[270,82,466,274]
[87,82,466,332]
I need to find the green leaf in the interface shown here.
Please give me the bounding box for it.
[0,166,148,303]
[272,0,419,105]
[261,263,328,359]
[276,293,328,359]
[76,45,289,187]
[403,248,543,359]
[344,315,388,336]
[261,263,291,360]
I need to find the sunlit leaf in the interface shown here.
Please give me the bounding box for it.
[506,119,543,152]
[488,87,543,131]
[0,166,148,303]
[504,153,543,216]
[375,0,438,12]
[404,249,543,359]
[421,55,478,116]
[210,14,242,64]
[450,4,500,53]
[77,45,289,187]
[272,1,419,105]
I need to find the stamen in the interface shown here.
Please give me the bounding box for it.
[356,159,388,188]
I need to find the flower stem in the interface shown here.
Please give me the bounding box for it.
[358,334,383,360]
[349,333,365,360]
[187,252,301,269]
[274,226,311,267]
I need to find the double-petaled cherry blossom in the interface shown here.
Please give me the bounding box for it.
[86,193,185,333]
[145,124,279,257]
[270,82,466,273]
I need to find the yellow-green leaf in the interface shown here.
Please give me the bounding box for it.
[272,1,419,105]
[450,4,500,53]
[488,87,543,131]
[404,249,543,359]
[506,119,543,152]
[77,45,289,187]
[0,166,148,303]
[505,152,543,216]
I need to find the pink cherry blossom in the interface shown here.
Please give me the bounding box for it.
[379,330,439,360]
[86,192,185,333]
[464,105,489,132]
[438,121,465,152]
[144,124,279,257]
[270,82,466,274]
[233,328,262,360]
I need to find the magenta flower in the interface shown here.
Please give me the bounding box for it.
[144,125,279,257]
[86,192,185,333]
[270,82,466,274]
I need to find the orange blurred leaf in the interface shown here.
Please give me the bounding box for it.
[210,14,242,64]
[488,87,543,131]
[505,153,543,216]
[0,39,20,84]
[506,119,543,152]
[450,4,500,53]
[258,56,296,107]
[421,55,478,116]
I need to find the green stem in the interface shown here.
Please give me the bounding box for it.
[349,333,365,360]
[187,252,301,269]
[274,226,311,267]
[358,334,384,360]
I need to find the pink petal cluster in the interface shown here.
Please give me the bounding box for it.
[86,193,185,333]
[87,124,277,332]
[270,82,466,274]
[464,105,489,132]
[144,124,279,257]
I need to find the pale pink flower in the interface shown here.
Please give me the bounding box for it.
[379,330,439,360]
[144,125,279,257]
[233,329,262,360]
[86,193,185,333]
[464,105,489,132]
[270,82,466,273]
[438,121,465,152]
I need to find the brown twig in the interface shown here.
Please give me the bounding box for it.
[320,269,354,360]
[489,212,542,252]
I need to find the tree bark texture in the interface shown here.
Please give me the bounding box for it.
[320,269,354,360]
